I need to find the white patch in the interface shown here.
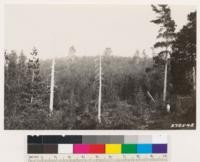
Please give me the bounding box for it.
[166,104,170,112]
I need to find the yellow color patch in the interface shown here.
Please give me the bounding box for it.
[105,144,121,154]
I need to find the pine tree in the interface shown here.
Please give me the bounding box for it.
[171,11,196,94]
[104,47,112,57]
[103,47,116,101]
[26,47,41,104]
[67,46,76,62]
[151,4,176,103]
[17,51,27,88]
[17,51,28,111]
[133,50,140,64]
[4,50,18,117]
[22,47,48,129]
[141,49,148,69]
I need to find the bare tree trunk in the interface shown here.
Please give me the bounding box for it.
[163,38,170,104]
[193,66,196,91]
[98,54,102,123]
[163,59,168,103]
[49,58,55,114]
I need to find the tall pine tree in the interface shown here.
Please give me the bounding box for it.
[23,47,48,129]
[4,51,18,120]
[151,4,176,103]
[171,11,196,95]
[17,51,28,112]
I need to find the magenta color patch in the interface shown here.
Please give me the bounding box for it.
[73,144,90,154]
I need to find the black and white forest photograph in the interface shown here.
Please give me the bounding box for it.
[4,4,196,130]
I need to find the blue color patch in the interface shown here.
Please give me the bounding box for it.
[137,144,152,154]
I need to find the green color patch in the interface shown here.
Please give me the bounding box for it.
[122,144,137,153]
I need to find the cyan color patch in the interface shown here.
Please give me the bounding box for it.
[137,144,152,154]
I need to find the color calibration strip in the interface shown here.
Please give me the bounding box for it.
[27,135,168,154]
[28,154,167,162]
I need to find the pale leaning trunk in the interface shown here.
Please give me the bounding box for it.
[49,58,55,113]
[98,54,102,123]
[147,91,155,103]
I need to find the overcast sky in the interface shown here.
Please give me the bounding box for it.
[5,4,196,59]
